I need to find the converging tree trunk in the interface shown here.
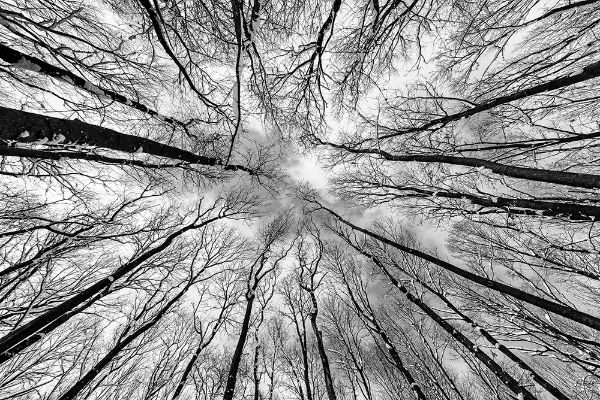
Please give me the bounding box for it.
[321,203,600,332]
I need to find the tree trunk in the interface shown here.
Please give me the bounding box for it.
[0,217,221,360]
[401,263,569,400]
[361,250,538,400]
[0,44,186,129]
[0,107,253,174]
[324,205,600,332]
[321,142,600,189]
[378,184,600,221]
[223,293,255,400]
[171,342,207,400]
[253,341,261,400]
[308,292,337,400]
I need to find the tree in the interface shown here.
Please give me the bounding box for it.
[3,1,600,399]
[296,226,338,400]
[222,212,293,400]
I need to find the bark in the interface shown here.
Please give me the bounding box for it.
[0,215,224,360]
[374,60,600,141]
[307,293,337,400]
[0,146,189,170]
[322,204,600,331]
[253,341,261,400]
[0,107,254,174]
[353,248,538,400]
[223,292,255,400]
[320,142,600,189]
[365,183,600,221]
[0,43,187,129]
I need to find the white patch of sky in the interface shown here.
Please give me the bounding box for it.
[285,153,329,190]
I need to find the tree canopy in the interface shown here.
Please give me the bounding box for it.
[1,1,600,399]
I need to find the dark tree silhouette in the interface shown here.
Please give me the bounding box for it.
[2,1,600,399]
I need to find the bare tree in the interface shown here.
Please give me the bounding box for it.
[222,212,294,400]
[297,226,338,400]
[3,1,600,399]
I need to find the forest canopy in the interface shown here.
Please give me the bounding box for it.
[1,0,600,399]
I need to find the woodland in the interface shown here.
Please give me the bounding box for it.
[1,1,600,399]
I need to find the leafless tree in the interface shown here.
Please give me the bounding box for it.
[3,1,600,399]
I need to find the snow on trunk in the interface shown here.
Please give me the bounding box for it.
[233,43,245,139]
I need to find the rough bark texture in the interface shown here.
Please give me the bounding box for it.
[0,107,253,174]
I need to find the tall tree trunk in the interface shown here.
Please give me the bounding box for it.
[0,107,253,174]
[395,260,569,400]
[0,216,222,360]
[323,204,600,331]
[319,142,600,189]
[0,44,187,129]
[253,341,261,400]
[223,293,255,400]
[348,244,538,400]
[172,342,207,399]
[308,292,337,400]
[373,183,600,221]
